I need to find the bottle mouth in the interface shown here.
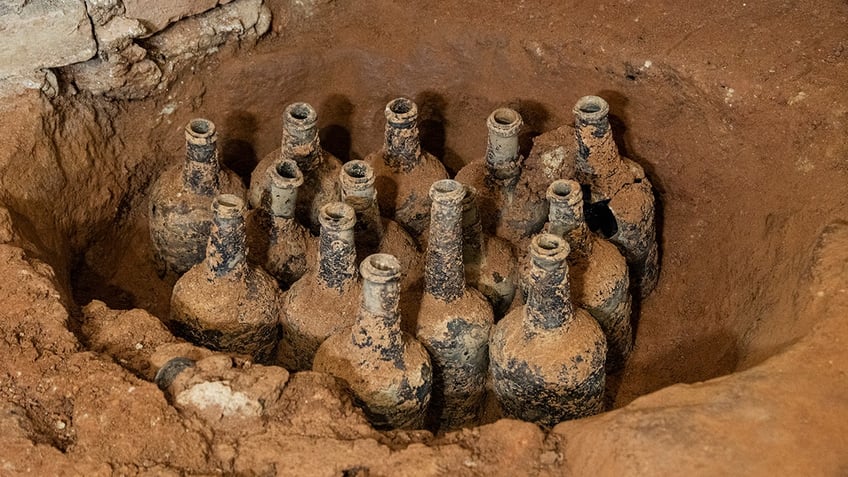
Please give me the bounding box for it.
[269,159,304,188]
[213,194,246,219]
[341,160,375,187]
[319,202,356,231]
[530,233,571,263]
[547,179,583,207]
[360,253,402,283]
[573,95,610,124]
[185,118,217,144]
[429,179,466,204]
[284,102,318,130]
[385,97,418,126]
[486,108,522,137]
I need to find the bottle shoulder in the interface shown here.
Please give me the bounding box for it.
[417,288,494,332]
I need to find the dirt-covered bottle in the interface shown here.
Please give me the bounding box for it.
[249,102,342,234]
[415,179,493,431]
[314,253,432,430]
[460,184,517,319]
[573,95,659,297]
[149,118,246,276]
[169,194,280,363]
[454,108,548,247]
[547,179,632,371]
[246,158,314,289]
[275,202,361,371]
[339,160,424,291]
[490,233,607,426]
[364,97,449,238]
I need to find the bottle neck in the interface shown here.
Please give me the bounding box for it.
[317,208,358,292]
[574,96,621,179]
[461,189,485,261]
[425,182,466,302]
[384,120,423,172]
[206,198,248,280]
[525,235,574,331]
[183,140,220,196]
[547,188,592,257]
[351,255,405,364]
[282,120,322,173]
[485,108,522,183]
[269,178,298,220]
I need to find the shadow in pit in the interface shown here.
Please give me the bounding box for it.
[221,110,260,188]
[319,94,356,162]
[508,98,551,161]
[415,90,463,176]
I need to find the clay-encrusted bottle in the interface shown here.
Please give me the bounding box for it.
[276,202,361,371]
[169,194,280,363]
[149,118,246,275]
[364,97,449,237]
[249,102,342,234]
[454,108,548,247]
[314,254,432,430]
[339,160,424,290]
[246,159,314,288]
[490,233,607,427]
[573,95,659,297]
[547,179,632,371]
[461,184,518,318]
[415,179,493,431]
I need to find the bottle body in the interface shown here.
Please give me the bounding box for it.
[314,254,432,430]
[490,234,607,426]
[169,195,280,363]
[460,184,517,318]
[246,159,314,288]
[454,108,548,247]
[416,180,493,430]
[573,95,659,297]
[249,102,342,234]
[364,97,449,237]
[150,118,245,276]
[275,202,360,371]
[546,179,633,371]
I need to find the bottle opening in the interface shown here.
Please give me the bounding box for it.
[550,180,574,198]
[216,194,243,209]
[361,253,402,282]
[320,202,355,230]
[389,98,413,114]
[493,108,520,126]
[189,119,212,135]
[531,233,570,261]
[343,160,370,179]
[276,159,301,180]
[214,194,246,218]
[433,179,460,194]
[429,179,465,203]
[537,234,562,251]
[289,103,313,120]
[574,96,610,120]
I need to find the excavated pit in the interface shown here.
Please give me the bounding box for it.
[1,1,846,475]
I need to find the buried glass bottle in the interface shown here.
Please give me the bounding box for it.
[547,179,632,371]
[313,253,432,430]
[249,102,342,234]
[460,184,518,319]
[169,194,280,363]
[364,97,449,238]
[338,160,424,291]
[149,118,246,276]
[572,95,659,297]
[246,159,313,288]
[275,202,361,371]
[490,233,607,427]
[454,108,548,247]
[416,179,493,431]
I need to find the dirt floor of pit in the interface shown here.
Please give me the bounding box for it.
[1,0,847,475]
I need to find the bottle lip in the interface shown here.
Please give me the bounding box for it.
[319,201,356,231]
[340,160,375,189]
[530,233,571,263]
[385,97,418,126]
[360,253,402,284]
[573,95,610,124]
[269,158,304,189]
[213,194,246,219]
[429,179,466,204]
[547,179,583,207]
[486,108,522,138]
[284,102,318,130]
[185,118,217,145]
[460,183,477,207]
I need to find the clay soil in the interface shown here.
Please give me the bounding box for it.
[1,0,847,475]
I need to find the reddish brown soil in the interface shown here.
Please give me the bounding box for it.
[1,0,847,475]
